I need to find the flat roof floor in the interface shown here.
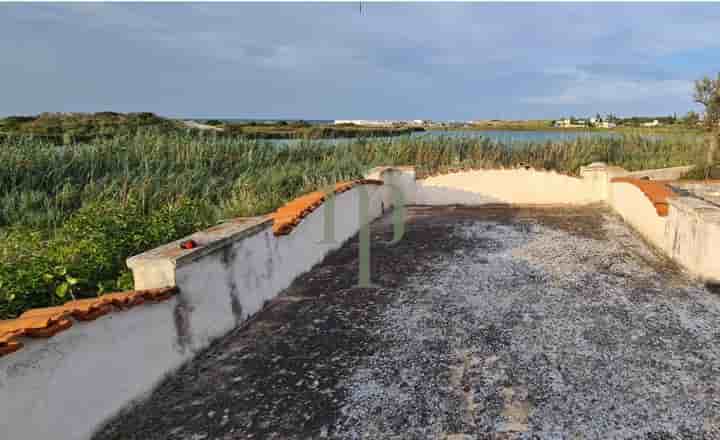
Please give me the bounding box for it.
[95,206,720,439]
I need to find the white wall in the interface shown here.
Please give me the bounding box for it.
[365,166,416,205]
[608,181,720,284]
[608,181,668,247]
[665,197,720,283]
[0,183,389,440]
[415,169,601,205]
[169,184,388,352]
[0,299,183,440]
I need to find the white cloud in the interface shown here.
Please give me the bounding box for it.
[524,78,692,106]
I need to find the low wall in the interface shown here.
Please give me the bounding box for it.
[607,177,720,283]
[0,181,389,440]
[415,168,602,205]
[608,180,668,248]
[624,165,694,181]
[0,292,185,440]
[665,197,720,283]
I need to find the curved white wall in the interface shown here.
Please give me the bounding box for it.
[415,169,601,205]
[608,181,667,247]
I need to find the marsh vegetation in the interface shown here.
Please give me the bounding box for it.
[0,129,712,317]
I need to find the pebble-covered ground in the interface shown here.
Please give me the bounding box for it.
[95,206,720,440]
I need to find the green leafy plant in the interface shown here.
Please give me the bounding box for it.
[42,266,80,300]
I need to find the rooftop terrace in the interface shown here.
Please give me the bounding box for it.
[4,165,720,439]
[95,205,720,439]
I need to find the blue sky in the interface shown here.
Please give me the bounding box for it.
[1,3,718,120]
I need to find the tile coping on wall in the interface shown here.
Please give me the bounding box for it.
[0,287,177,357]
[611,177,677,216]
[270,179,383,236]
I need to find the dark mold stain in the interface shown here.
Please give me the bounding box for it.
[172,294,193,353]
[706,282,720,295]
[228,280,243,323]
[221,244,244,323]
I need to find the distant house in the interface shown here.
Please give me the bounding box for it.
[642,120,660,127]
[597,121,617,129]
[334,120,393,126]
[334,119,431,127]
[554,118,572,128]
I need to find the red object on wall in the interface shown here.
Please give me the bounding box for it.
[180,239,198,250]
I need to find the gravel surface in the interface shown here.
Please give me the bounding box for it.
[95,206,720,440]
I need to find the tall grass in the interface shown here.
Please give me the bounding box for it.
[0,129,710,317]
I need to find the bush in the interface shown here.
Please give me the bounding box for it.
[0,198,211,318]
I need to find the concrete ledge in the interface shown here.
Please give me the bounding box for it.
[624,165,694,181]
[127,216,272,289]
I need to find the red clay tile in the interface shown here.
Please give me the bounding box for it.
[611,177,677,217]
[0,287,178,358]
[25,318,73,338]
[0,340,22,356]
[270,180,382,236]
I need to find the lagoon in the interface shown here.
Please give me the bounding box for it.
[270,128,619,146]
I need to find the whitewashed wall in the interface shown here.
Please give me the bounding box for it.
[415,169,602,205]
[608,181,668,248]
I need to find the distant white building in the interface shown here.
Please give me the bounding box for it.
[642,120,660,127]
[334,119,431,127]
[597,121,617,129]
[334,120,394,126]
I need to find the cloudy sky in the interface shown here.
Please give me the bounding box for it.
[1,3,718,119]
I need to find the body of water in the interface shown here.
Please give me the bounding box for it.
[187,118,334,125]
[415,129,618,143]
[267,129,620,146]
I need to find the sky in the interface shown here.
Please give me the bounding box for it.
[1,2,719,120]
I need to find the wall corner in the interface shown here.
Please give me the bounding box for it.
[365,166,417,206]
[580,162,627,201]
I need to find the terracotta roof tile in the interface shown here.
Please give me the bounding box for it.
[0,340,22,356]
[0,287,177,358]
[611,177,677,217]
[271,179,383,236]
